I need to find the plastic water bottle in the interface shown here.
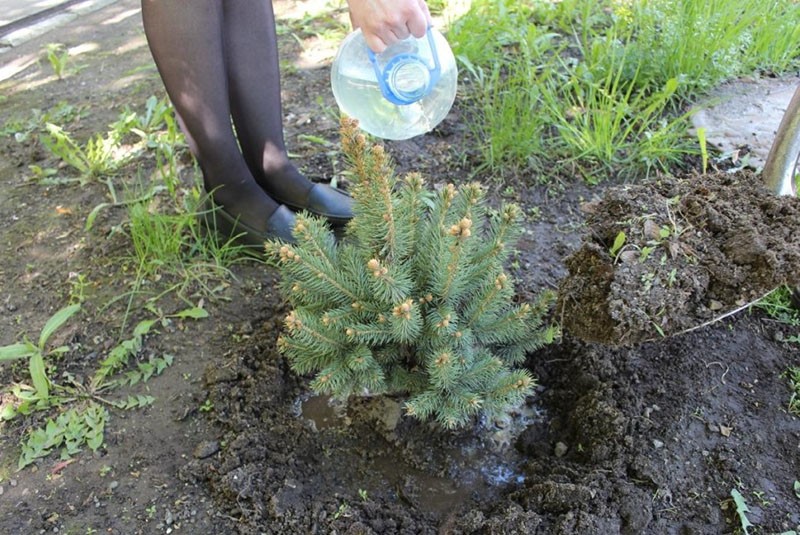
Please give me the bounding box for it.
[331,27,458,141]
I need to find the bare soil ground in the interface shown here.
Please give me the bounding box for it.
[0,1,798,534]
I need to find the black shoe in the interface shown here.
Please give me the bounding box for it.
[271,183,353,226]
[202,199,296,249]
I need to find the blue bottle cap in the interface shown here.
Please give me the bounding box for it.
[367,27,442,106]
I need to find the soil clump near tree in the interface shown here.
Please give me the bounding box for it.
[559,170,800,345]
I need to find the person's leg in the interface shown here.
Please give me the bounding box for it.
[220,0,304,196]
[222,0,353,223]
[141,0,291,238]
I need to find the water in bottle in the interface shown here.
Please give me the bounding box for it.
[331,27,458,141]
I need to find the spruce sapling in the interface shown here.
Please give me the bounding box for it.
[265,117,554,429]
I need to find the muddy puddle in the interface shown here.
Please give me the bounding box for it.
[298,393,534,516]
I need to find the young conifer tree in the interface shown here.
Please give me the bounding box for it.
[265,117,554,429]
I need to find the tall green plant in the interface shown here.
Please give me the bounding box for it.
[266,118,554,429]
[45,43,70,79]
[617,0,800,95]
[745,2,800,73]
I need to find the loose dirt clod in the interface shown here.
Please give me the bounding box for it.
[558,170,800,345]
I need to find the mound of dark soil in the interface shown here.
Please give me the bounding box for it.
[558,170,800,345]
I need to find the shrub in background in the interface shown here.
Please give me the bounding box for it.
[266,118,554,429]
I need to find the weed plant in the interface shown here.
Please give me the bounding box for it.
[788,367,800,416]
[122,189,247,302]
[40,123,130,187]
[45,43,70,80]
[542,53,692,180]
[0,304,186,468]
[0,101,84,143]
[754,286,800,327]
[457,25,557,176]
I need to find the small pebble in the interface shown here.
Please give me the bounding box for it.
[554,442,568,457]
[653,439,664,449]
[193,440,220,459]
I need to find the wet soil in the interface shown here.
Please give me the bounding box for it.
[0,1,799,534]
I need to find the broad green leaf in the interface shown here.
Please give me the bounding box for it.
[730,489,753,535]
[133,319,157,337]
[664,77,679,95]
[155,354,174,374]
[11,383,36,398]
[16,400,33,415]
[0,342,35,361]
[0,403,17,421]
[86,430,103,451]
[173,307,209,320]
[84,406,105,451]
[127,369,143,386]
[85,202,111,231]
[140,362,155,382]
[29,353,50,400]
[609,231,626,256]
[39,304,81,349]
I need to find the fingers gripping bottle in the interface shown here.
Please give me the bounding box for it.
[331,27,458,141]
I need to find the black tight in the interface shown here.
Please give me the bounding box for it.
[141,0,312,230]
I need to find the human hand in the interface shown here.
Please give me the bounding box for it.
[346,0,432,53]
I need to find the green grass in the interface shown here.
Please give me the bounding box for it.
[124,188,248,288]
[543,52,692,181]
[754,286,800,327]
[457,27,556,176]
[128,200,190,277]
[620,0,800,95]
[448,0,800,181]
